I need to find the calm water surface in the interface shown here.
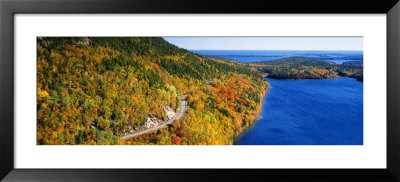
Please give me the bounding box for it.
[235,78,363,145]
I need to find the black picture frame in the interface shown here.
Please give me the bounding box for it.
[1,0,399,181]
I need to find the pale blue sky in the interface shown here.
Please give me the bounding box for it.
[163,37,363,51]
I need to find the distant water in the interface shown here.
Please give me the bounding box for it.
[235,78,363,145]
[191,50,363,64]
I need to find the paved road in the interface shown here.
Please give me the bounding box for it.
[121,94,187,140]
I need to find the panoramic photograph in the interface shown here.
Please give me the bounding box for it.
[36,37,363,145]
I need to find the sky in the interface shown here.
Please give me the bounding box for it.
[163,37,363,51]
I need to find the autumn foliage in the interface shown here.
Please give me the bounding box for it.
[36,37,269,145]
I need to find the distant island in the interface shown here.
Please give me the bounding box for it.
[248,56,363,82]
[36,37,363,145]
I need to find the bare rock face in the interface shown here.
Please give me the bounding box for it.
[76,37,91,45]
[145,117,160,129]
[164,106,176,120]
[142,106,177,129]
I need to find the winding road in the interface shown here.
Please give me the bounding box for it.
[121,94,187,140]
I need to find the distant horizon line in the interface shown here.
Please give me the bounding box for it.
[189,49,363,51]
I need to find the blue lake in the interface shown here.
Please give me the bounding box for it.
[191,50,364,145]
[235,78,363,145]
[191,50,363,64]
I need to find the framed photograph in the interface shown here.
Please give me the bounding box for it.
[1,0,400,181]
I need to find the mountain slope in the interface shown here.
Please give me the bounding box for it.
[36,37,269,145]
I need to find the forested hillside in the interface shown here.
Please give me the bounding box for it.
[337,61,363,81]
[37,37,268,145]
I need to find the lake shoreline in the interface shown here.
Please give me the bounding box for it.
[233,79,270,144]
[264,76,363,82]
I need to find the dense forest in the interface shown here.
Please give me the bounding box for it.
[37,37,269,145]
[250,57,363,81]
[337,61,363,81]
